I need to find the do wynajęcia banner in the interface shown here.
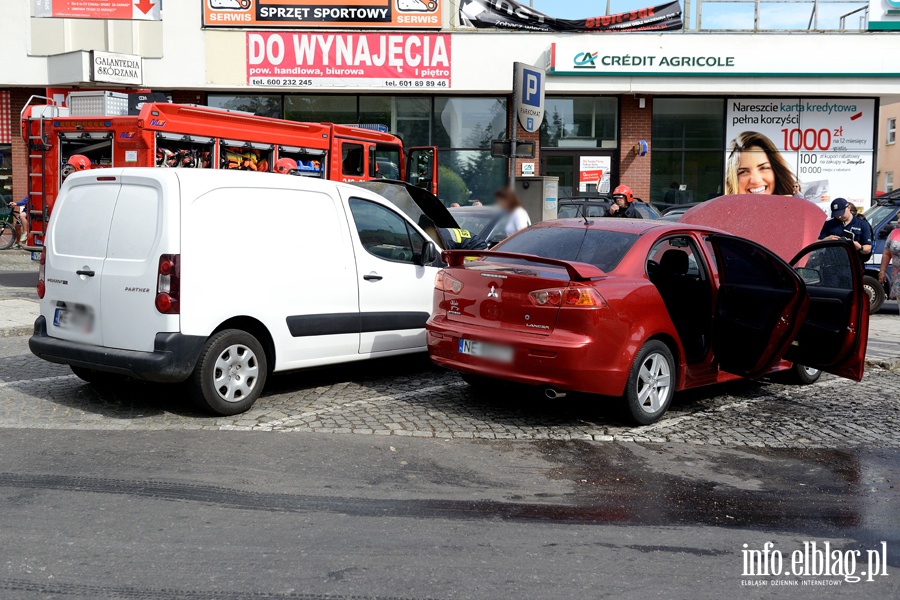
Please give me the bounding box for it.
[458,0,683,32]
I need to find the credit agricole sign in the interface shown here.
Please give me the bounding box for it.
[547,36,900,77]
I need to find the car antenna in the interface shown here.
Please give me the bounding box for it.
[581,210,593,227]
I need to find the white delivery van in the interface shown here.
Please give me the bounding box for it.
[30,169,447,415]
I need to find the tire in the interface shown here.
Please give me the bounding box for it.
[624,340,676,426]
[70,365,129,386]
[189,329,268,416]
[779,364,822,386]
[863,275,886,314]
[0,221,16,250]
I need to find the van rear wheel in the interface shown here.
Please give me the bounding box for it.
[190,329,268,416]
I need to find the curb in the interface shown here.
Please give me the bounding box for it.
[866,357,900,371]
[0,326,32,338]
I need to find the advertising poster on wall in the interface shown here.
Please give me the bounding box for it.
[206,0,441,29]
[579,156,611,193]
[459,0,682,32]
[246,32,451,89]
[725,98,876,206]
[33,0,161,20]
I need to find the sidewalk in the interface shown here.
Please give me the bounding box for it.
[0,249,897,368]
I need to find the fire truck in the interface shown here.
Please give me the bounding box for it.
[19,95,438,250]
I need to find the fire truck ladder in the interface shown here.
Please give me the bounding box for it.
[19,95,59,253]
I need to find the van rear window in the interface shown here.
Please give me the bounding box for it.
[51,183,120,259]
[493,227,638,273]
[107,185,161,260]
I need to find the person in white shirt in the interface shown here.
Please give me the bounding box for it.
[495,187,531,237]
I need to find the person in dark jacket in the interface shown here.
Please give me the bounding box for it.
[608,185,642,219]
[819,197,872,264]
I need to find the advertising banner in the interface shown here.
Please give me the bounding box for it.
[92,51,143,86]
[579,156,611,193]
[205,0,441,29]
[246,32,451,89]
[459,0,682,32]
[725,98,876,206]
[868,0,900,30]
[33,0,161,20]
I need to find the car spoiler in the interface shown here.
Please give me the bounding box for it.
[443,250,607,282]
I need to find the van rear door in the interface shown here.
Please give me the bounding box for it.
[43,176,121,347]
[99,173,176,351]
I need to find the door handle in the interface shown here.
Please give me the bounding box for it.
[76,269,95,277]
[364,273,383,282]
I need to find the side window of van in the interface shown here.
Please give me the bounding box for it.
[349,198,423,264]
[342,144,365,177]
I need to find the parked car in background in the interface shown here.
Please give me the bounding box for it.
[558,197,661,220]
[30,169,449,416]
[862,191,900,311]
[659,203,703,222]
[427,195,868,425]
[448,205,510,247]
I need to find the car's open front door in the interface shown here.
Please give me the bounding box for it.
[784,240,869,381]
[405,147,438,196]
[706,234,808,379]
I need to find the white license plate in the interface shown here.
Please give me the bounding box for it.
[458,338,514,363]
[53,307,93,332]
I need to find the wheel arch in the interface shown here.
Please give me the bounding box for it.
[646,332,683,390]
[212,316,276,371]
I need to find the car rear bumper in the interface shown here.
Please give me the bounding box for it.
[426,316,629,397]
[29,316,205,383]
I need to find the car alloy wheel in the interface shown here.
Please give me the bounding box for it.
[213,343,260,402]
[624,340,676,425]
[636,352,672,415]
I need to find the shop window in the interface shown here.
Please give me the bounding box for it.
[207,95,283,118]
[438,150,508,207]
[888,118,896,145]
[434,98,507,149]
[541,97,618,149]
[360,96,432,147]
[286,95,357,125]
[651,99,726,205]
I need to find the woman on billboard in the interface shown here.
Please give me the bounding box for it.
[725,131,797,196]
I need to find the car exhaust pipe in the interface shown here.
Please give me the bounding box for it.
[545,388,567,400]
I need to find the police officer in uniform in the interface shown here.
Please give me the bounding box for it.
[818,197,872,263]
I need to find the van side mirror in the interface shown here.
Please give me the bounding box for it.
[418,242,437,266]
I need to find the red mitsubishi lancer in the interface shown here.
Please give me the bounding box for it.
[426,195,869,425]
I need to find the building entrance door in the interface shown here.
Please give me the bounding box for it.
[541,150,617,199]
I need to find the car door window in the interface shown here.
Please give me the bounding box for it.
[349,198,422,264]
[785,241,867,380]
[342,143,365,176]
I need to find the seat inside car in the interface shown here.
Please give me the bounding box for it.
[648,243,712,364]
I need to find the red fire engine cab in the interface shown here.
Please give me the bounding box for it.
[20,96,438,250]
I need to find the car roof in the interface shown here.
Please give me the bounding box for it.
[534,217,717,236]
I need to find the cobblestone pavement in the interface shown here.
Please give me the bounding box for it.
[1,336,898,448]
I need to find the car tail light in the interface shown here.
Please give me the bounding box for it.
[155,254,180,314]
[435,270,464,294]
[529,285,606,308]
[37,245,46,299]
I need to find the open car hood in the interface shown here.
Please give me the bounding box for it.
[351,180,460,229]
[680,195,826,262]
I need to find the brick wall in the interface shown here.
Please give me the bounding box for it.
[618,95,653,201]
[508,97,541,181]
[8,87,46,202]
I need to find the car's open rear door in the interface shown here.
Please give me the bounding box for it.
[706,234,808,379]
[784,240,869,381]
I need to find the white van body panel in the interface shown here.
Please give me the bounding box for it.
[42,169,179,351]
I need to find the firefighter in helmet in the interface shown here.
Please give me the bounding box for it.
[608,184,642,219]
[61,154,91,182]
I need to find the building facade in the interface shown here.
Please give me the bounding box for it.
[877,102,899,193]
[2,1,900,208]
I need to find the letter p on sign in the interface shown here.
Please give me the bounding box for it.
[523,69,542,108]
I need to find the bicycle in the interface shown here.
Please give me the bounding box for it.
[0,203,24,250]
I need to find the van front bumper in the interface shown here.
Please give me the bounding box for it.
[29,316,205,383]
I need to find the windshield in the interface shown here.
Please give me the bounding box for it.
[864,204,897,227]
[450,211,497,236]
[493,227,638,272]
